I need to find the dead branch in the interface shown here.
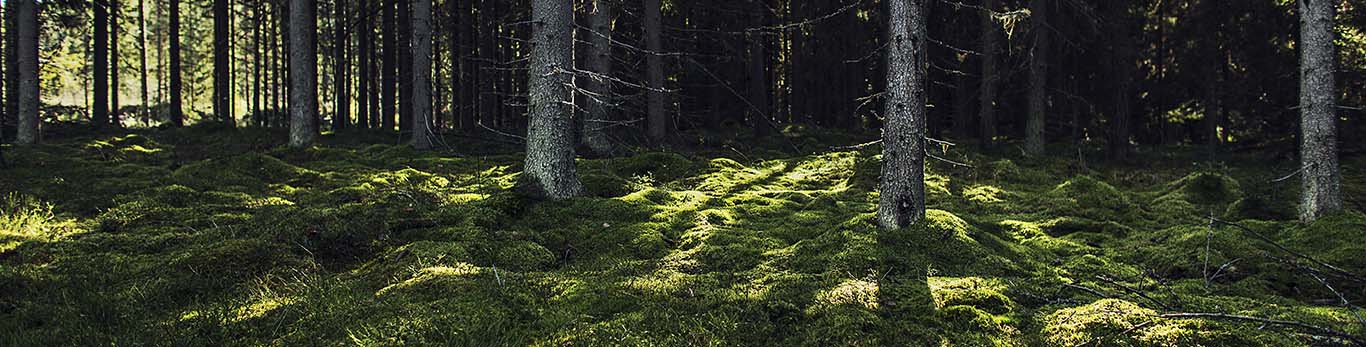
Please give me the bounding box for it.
[1157,312,1365,346]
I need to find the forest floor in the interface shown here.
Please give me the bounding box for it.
[2,124,1365,346]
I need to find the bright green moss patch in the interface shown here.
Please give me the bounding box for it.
[2,130,1364,346]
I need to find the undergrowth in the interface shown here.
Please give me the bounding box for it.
[1,126,1363,346]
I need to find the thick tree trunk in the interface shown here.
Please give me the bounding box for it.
[94,0,110,127]
[169,0,183,126]
[381,0,397,131]
[333,0,348,130]
[1298,0,1341,222]
[5,4,17,135]
[358,2,371,129]
[524,0,582,199]
[397,0,413,137]
[878,0,927,230]
[977,0,999,150]
[643,0,666,142]
[111,0,121,127]
[214,0,230,125]
[14,0,36,144]
[410,0,432,149]
[580,0,614,156]
[1024,0,1047,156]
[289,0,318,148]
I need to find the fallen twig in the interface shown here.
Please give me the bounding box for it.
[1157,312,1365,346]
[1096,275,1172,310]
[1071,320,1153,347]
[1211,218,1365,283]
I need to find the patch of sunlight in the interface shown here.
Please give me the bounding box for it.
[965,185,1005,204]
[999,220,1043,241]
[248,196,295,208]
[928,277,1010,311]
[231,297,293,323]
[179,310,201,322]
[375,263,482,297]
[443,193,488,204]
[624,269,691,296]
[812,278,879,312]
[1,193,82,251]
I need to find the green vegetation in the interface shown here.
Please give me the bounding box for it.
[2,128,1364,346]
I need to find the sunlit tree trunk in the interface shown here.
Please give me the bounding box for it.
[214,0,231,125]
[14,0,37,144]
[111,0,122,127]
[289,0,318,148]
[1297,0,1340,222]
[94,0,110,127]
[1024,0,1048,156]
[878,0,926,230]
[643,0,666,142]
[524,0,582,199]
[410,0,433,149]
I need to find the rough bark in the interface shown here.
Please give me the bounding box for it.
[1108,4,1134,160]
[398,0,413,136]
[643,0,666,142]
[747,2,772,138]
[381,0,397,130]
[214,0,230,125]
[14,0,36,144]
[289,0,318,148]
[94,0,110,127]
[977,0,999,149]
[139,0,149,125]
[878,0,927,230]
[580,0,614,156]
[110,0,121,126]
[333,0,349,130]
[358,1,371,129]
[169,0,183,126]
[1297,0,1341,222]
[477,0,497,128]
[1024,0,1048,156]
[524,0,582,199]
[5,4,17,135]
[409,0,432,149]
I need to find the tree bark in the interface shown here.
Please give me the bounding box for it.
[358,0,371,129]
[977,0,999,150]
[5,4,17,136]
[333,0,349,130]
[1024,0,1048,156]
[580,0,614,156]
[111,0,122,127]
[214,0,230,125]
[1108,4,1134,160]
[476,0,497,128]
[524,0,582,199]
[1297,0,1341,222]
[643,0,666,142]
[1201,0,1223,156]
[397,0,413,137]
[14,0,37,144]
[289,0,318,148]
[410,0,432,149]
[747,2,772,138]
[169,0,183,126]
[381,0,397,131]
[94,0,110,127]
[878,0,927,230]
[139,0,149,125]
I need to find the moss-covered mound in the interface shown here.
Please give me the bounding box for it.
[1,130,1364,346]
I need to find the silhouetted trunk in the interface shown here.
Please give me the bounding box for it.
[169,0,183,126]
[1108,4,1134,160]
[332,0,348,130]
[643,0,665,142]
[878,0,926,230]
[477,0,497,128]
[358,2,371,129]
[111,0,121,127]
[1201,0,1222,155]
[381,0,396,131]
[14,0,36,144]
[410,0,432,149]
[580,0,614,155]
[289,0,318,147]
[5,4,17,135]
[139,0,149,125]
[94,0,110,127]
[977,0,998,149]
[1024,0,1047,156]
[747,2,771,138]
[951,53,972,141]
[1298,0,1340,222]
[398,0,413,136]
[214,0,231,125]
[524,0,582,199]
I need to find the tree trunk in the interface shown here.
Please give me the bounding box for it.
[111,0,121,127]
[94,0,110,127]
[14,0,36,144]
[477,0,497,128]
[1298,0,1341,222]
[358,1,371,129]
[139,0,149,125]
[1108,4,1134,160]
[643,0,666,142]
[289,0,318,148]
[332,0,349,131]
[381,0,397,131]
[524,0,582,199]
[398,0,413,137]
[1201,0,1222,155]
[580,0,614,156]
[878,0,927,230]
[977,0,998,150]
[5,4,17,136]
[169,0,183,126]
[747,2,772,138]
[951,53,972,141]
[214,0,231,125]
[1024,0,1047,156]
[410,0,432,149]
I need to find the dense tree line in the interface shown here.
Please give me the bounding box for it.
[0,0,1361,224]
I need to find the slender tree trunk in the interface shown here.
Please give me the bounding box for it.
[951,53,972,141]
[878,0,927,230]
[747,2,772,138]
[477,0,497,128]
[358,0,371,129]
[580,0,614,156]
[446,0,461,130]
[333,0,348,130]
[1024,0,1047,156]
[169,0,183,126]
[524,0,582,199]
[252,2,262,126]
[381,0,396,131]
[456,0,473,130]
[1298,0,1340,222]
[1108,3,1134,160]
[410,0,432,149]
[1201,0,1222,155]
[94,0,110,127]
[14,0,37,144]
[111,0,122,127]
[5,4,17,135]
[289,0,318,147]
[643,0,666,142]
[397,0,412,137]
[214,0,230,125]
[977,0,998,149]
[139,0,149,125]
